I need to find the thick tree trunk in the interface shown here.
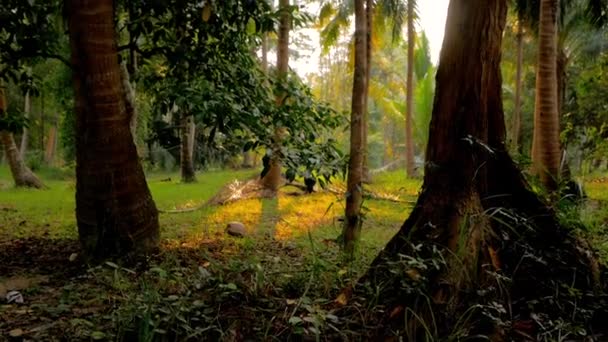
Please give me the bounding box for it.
[342,0,367,256]
[68,0,159,259]
[361,0,372,183]
[532,0,560,191]
[511,21,524,153]
[355,0,603,338]
[19,91,30,158]
[405,0,417,178]
[261,0,290,194]
[180,114,197,183]
[0,86,44,188]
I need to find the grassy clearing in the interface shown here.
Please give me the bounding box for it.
[0,166,419,340]
[2,166,608,340]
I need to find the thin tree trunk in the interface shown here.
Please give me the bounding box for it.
[180,114,197,183]
[342,0,367,256]
[262,0,290,193]
[361,0,372,182]
[19,90,30,158]
[120,63,138,148]
[511,20,524,153]
[68,0,159,259]
[405,0,417,178]
[40,94,45,152]
[44,112,59,165]
[532,0,560,191]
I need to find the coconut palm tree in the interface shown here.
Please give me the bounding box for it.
[67,0,159,258]
[342,0,367,255]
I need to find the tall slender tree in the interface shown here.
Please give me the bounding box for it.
[531,0,560,191]
[405,0,417,177]
[342,0,367,255]
[261,0,290,194]
[68,0,159,258]
[19,90,30,157]
[511,17,524,152]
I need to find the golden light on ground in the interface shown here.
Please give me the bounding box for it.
[273,193,342,240]
[204,198,263,235]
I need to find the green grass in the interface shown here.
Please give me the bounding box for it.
[0,165,415,252]
[2,165,608,340]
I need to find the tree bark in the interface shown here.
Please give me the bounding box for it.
[180,114,197,183]
[0,85,44,188]
[357,0,601,337]
[342,0,367,256]
[261,0,290,194]
[532,0,560,191]
[68,0,159,259]
[511,20,524,153]
[405,0,417,178]
[19,90,30,158]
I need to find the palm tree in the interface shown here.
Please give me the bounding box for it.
[0,85,44,188]
[405,0,417,177]
[342,0,367,255]
[67,0,159,258]
[532,0,560,191]
[261,0,290,194]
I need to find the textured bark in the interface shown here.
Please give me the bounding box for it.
[261,0,290,194]
[180,114,197,183]
[19,91,30,157]
[120,63,138,146]
[342,0,367,255]
[361,0,372,182]
[68,0,159,259]
[511,21,523,153]
[355,1,604,338]
[405,0,417,178]
[0,86,44,188]
[532,0,560,191]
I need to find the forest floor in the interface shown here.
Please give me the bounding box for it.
[1,166,608,340]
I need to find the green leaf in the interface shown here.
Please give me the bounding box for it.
[246,18,256,35]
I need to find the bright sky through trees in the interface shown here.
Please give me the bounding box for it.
[290,1,449,77]
[419,0,449,63]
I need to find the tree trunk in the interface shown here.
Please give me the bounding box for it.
[361,0,372,183]
[44,111,59,165]
[0,86,44,188]
[180,114,197,183]
[19,90,30,158]
[261,0,290,194]
[511,20,524,153]
[531,0,560,191]
[120,63,138,149]
[68,0,159,259]
[342,0,367,256]
[356,0,602,338]
[405,0,417,178]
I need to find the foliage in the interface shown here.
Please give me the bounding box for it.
[563,51,608,164]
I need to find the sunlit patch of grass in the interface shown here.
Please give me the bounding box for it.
[274,192,343,240]
[370,170,422,199]
[203,198,263,235]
